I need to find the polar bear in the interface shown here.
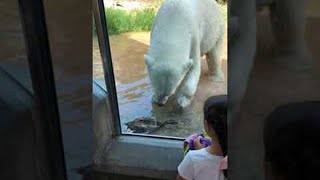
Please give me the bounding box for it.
[144,0,225,108]
[228,0,313,122]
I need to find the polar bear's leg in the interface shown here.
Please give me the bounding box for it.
[177,41,201,108]
[207,34,225,82]
[177,60,201,108]
[270,0,312,71]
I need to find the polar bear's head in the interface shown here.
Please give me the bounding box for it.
[144,54,193,106]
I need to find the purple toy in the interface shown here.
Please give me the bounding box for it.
[183,133,212,156]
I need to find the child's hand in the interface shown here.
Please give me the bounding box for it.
[193,136,206,150]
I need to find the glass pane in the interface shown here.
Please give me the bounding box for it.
[43,0,92,179]
[93,30,106,87]
[93,0,228,138]
[0,0,35,179]
[0,1,33,92]
[228,1,320,179]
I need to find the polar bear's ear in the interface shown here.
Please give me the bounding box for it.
[183,58,193,71]
[144,54,155,67]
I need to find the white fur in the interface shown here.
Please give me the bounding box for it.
[145,0,225,108]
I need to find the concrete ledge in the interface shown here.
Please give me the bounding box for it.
[92,79,184,179]
[94,135,184,180]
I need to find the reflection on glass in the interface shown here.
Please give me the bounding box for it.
[93,0,228,138]
[228,1,320,179]
[0,0,33,92]
[0,1,34,179]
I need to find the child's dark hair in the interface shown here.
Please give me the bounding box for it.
[263,101,320,180]
[204,95,227,178]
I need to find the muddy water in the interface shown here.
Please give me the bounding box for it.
[93,30,227,138]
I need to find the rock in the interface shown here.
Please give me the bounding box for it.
[125,116,177,134]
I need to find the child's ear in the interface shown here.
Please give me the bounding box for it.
[204,120,209,133]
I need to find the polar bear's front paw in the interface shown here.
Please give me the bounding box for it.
[177,94,192,109]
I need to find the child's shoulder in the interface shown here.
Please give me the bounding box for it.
[188,148,224,162]
[188,148,208,156]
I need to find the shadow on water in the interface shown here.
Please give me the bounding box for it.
[93,30,227,138]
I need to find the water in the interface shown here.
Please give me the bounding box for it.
[93,30,227,138]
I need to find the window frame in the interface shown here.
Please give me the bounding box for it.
[18,0,68,179]
[93,0,185,140]
[93,0,122,137]
[92,1,187,178]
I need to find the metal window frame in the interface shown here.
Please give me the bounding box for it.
[93,0,122,137]
[18,0,68,179]
[92,0,184,140]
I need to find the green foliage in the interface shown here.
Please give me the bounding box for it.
[105,8,156,34]
[98,0,227,35]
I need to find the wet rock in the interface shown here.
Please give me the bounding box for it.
[125,116,177,134]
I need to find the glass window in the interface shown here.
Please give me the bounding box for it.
[1,0,66,179]
[93,0,228,138]
[0,2,35,179]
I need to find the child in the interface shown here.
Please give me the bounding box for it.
[177,95,228,180]
[263,101,320,180]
